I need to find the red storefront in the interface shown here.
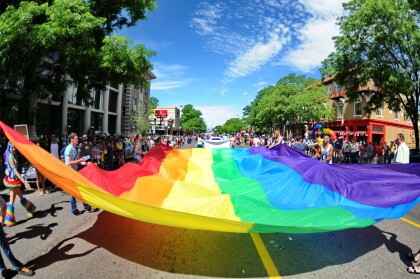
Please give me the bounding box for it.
[321,119,413,144]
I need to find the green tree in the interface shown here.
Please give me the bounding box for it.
[130,102,150,136]
[213,125,223,133]
[129,96,158,135]
[0,0,156,125]
[222,118,246,134]
[322,0,419,148]
[180,104,206,133]
[246,74,333,136]
[148,96,159,115]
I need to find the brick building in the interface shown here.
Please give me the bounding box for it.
[322,77,415,147]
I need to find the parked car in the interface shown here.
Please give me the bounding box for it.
[409,149,420,163]
[123,141,134,160]
[21,162,37,185]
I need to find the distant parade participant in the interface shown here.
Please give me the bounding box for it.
[269,129,283,149]
[313,135,334,164]
[78,134,93,170]
[292,135,317,153]
[134,135,147,162]
[49,134,60,191]
[2,143,36,226]
[65,133,92,215]
[116,137,125,167]
[394,133,409,164]
[35,142,48,196]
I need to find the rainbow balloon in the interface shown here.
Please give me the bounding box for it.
[1,121,419,233]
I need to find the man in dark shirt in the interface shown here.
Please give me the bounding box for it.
[292,136,317,153]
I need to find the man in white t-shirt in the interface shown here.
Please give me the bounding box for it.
[49,134,60,192]
[252,136,261,147]
[50,135,59,159]
[394,133,409,164]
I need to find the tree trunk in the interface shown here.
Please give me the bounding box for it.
[28,91,39,140]
[413,117,419,150]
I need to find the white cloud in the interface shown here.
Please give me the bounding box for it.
[196,105,243,128]
[283,0,346,72]
[225,33,288,78]
[190,3,222,36]
[298,0,346,17]
[190,0,346,75]
[253,81,269,89]
[191,0,301,81]
[151,81,189,91]
[152,63,187,79]
[151,63,191,90]
[282,18,340,72]
[219,88,227,97]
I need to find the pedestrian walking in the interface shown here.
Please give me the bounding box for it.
[2,142,36,227]
[64,133,93,215]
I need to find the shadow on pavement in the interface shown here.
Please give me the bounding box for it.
[8,223,58,244]
[259,226,412,276]
[26,236,98,271]
[69,211,410,277]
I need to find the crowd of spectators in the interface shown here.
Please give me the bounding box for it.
[0,131,192,175]
[240,133,407,164]
[59,133,191,170]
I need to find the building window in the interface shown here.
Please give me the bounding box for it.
[68,84,77,104]
[354,97,362,116]
[375,107,382,118]
[337,99,344,118]
[328,86,332,93]
[337,84,342,91]
[93,89,104,110]
[394,111,399,120]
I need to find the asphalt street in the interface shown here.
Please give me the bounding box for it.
[0,142,419,279]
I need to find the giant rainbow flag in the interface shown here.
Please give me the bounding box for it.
[1,121,419,233]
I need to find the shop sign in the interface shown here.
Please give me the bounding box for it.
[155,110,168,117]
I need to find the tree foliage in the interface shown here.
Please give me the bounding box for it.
[220,118,246,134]
[88,0,157,33]
[213,125,223,133]
[245,74,334,136]
[322,0,419,148]
[0,0,156,124]
[180,104,206,133]
[148,96,159,115]
[130,101,150,136]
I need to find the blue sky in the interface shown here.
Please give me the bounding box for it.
[118,0,346,128]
